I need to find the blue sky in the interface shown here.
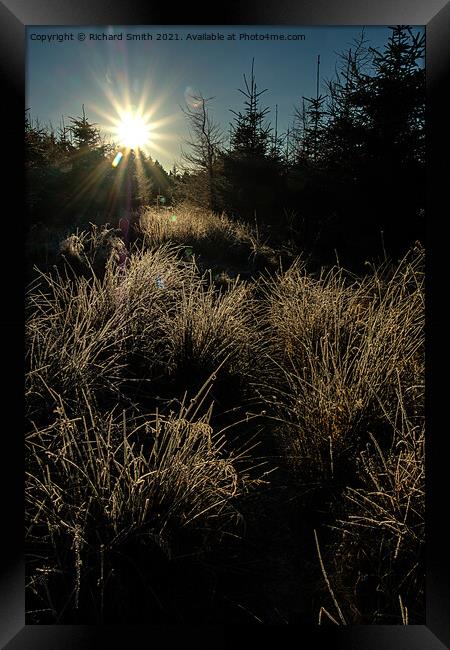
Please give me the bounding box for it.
[26,25,424,171]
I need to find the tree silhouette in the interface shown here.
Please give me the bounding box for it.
[221,59,285,223]
[68,105,107,172]
[181,92,224,210]
[229,59,271,157]
[285,27,425,266]
[324,26,425,260]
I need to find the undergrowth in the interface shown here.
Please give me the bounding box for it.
[25,206,425,624]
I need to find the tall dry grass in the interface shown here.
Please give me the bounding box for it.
[259,245,424,479]
[315,379,425,624]
[26,380,261,622]
[26,225,267,621]
[138,202,281,275]
[26,235,259,418]
[257,244,424,624]
[25,205,425,624]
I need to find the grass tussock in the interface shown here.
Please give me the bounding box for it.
[26,238,257,417]
[139,202,283,277]
[58,223,128,280]
[260,245,424,479]
[166,279,258,383]
[316,380,424,624]
[26,383,259,623]
[26,267,130,416]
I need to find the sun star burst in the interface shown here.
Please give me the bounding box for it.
[114,111,152,150]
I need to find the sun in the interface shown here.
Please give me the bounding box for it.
[92,87,180,160]
[115,111,152,150]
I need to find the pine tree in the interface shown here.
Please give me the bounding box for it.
[221,60,286,223]
[68,105,106,171]
[25,111,73,219]
[229,58,271,158]
[318,26,425,262]
[356,26,425,166]
[63,106,111,222]
[291,55,329,167]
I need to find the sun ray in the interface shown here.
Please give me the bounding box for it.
[86,51,184,164]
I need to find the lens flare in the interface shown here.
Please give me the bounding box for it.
[184,86,203,110]
[112,151,123,167]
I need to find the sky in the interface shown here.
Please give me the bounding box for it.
[26,25,425,171]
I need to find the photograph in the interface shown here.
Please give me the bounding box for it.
[23,23,427,626]
[0,0,449,646]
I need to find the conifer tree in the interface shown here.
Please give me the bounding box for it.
[221,60,286,223]
[68,105,106,171]
[326,26,425,257]
[229,59,271,158]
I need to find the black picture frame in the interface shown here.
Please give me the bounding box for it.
[1,1,448,647]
